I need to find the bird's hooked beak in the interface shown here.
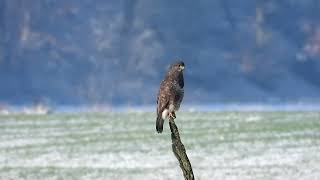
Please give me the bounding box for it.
[179,65,185,71]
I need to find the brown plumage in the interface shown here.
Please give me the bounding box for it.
[156,61,185,133]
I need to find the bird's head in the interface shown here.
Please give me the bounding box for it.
[169,61,185,72]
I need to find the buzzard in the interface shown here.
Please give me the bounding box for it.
[156,61,185,133]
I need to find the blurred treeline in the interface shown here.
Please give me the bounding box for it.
[0,0,319,105]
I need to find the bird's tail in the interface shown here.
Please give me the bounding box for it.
[156,116,164,133]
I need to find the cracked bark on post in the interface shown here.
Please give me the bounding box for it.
[169,117,195,180]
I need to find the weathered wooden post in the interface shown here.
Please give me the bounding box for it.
[168,117,195,180]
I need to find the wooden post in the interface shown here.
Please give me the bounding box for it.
[169,117,195,180]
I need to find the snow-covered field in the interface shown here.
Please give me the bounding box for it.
[0,112,319,180]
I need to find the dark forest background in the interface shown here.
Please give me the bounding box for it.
[0,0,320,106]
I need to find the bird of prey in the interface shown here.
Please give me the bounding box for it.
[156,61,185,133]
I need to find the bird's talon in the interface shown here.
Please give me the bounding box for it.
[169,112,176,120]
[172,112,176,119]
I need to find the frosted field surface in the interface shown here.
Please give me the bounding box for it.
[0,112,319,180]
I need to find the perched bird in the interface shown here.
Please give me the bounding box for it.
[156,61,185,133]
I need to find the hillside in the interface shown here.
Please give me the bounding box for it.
[0,0,319,105]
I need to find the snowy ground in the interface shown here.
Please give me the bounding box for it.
[0,112,319,180]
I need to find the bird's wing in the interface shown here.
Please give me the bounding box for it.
[157,80,171,116]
